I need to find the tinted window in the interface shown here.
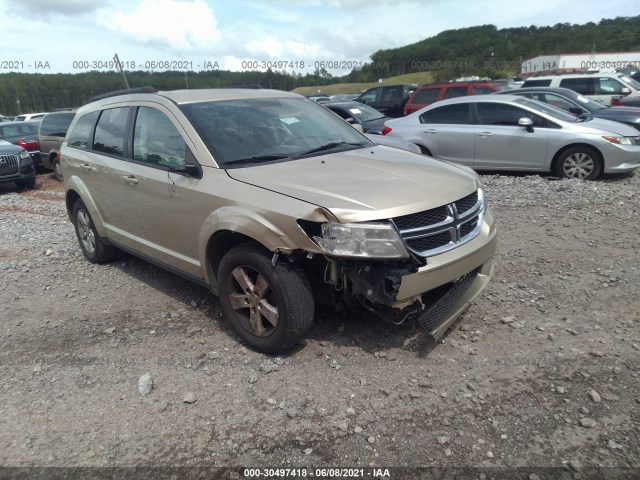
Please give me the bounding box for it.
[382,86,403,102]
[93,108,129,156]
[522,79,552,87]
[40,113,76,137]
[419,104,470,124]
[559,78,593,95]
[477,102,546,127]
[442,87,469,99]
[412,88,440,104]
[534,93,577,112]
[67,111,99,149]
[133,107,187,169]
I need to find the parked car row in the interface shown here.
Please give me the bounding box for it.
[382,94,640,180]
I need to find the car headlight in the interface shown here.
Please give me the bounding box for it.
[19,149,30,160]
[313,223,409,259]
[602,136,638,145]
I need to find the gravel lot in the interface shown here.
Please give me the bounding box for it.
[0,171,639,478]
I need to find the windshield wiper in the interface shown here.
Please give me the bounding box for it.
[296,141,365,156]
[224,153,291,166]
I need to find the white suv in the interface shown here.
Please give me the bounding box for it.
[522,73,640,106]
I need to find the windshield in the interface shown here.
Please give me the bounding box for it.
[620,75,640,89]
[514,97,580,122]
[344,104,385,121]
[571,93,606,111]
[181,97,370,167]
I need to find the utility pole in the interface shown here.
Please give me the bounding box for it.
[113,53,130,89]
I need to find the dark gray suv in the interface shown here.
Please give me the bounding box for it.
[38,110,76,181]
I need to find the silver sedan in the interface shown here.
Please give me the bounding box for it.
[382,95,640,180]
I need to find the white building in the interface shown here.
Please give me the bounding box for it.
[520,52,640,77]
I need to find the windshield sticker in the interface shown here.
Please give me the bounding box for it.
[349,108,362,114]
[280,117,300,125]
[576,95,589,104]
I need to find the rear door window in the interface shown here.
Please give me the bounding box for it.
[477,102,547,127]
[559,78,594,95]
[420,104,471,124]
[442,87,469,100]
[92,108,129,157]
[40,113,76,137]
[412,88,440,104]
[595,78,625,94]
[67,111,99,150]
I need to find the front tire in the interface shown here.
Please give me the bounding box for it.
[15,178,36,189]
[72,200,118,263]
[554,147,602,180]
[218,243,314,353]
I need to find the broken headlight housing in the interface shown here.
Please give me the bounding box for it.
[313,223,409,259]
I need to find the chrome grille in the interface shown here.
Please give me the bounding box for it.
[392,188,484,257]
[0,154,19,175]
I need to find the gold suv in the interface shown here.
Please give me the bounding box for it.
[61,88,497,352]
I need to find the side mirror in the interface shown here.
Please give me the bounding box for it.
[621,87,631,95]
[345,117,355,124]
[518,117,534,133]
[569,107,586,115]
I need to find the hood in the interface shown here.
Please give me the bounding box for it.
[573,117,640,136]
[592,108,640,124]
[226,145,480,223]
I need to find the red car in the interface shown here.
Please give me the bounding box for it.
[403,82,498,115]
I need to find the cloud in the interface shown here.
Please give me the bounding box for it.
[5,0,108,19]
[99,0,221,53]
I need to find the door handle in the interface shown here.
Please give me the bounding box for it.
[80,163,93,172]
[422,129,438,134]
[477,131,494,137]
[123,175,138,185]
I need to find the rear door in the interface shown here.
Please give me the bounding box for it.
[418,103,475,166]
[473,102,549,169]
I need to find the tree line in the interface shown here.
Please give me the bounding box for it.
[1,15,639,115]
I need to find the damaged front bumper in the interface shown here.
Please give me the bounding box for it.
[345,208,497,337]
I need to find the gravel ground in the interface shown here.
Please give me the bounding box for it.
[0,171,639,478]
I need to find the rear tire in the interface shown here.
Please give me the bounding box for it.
[52,158,63,182]
[554,147,602,180]
[72,200,118,263]
[218,243,314,353]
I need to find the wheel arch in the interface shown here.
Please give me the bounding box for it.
[64,180,108,237]
[551,142,603,173]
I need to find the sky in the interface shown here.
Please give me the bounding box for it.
[1,0,639,76]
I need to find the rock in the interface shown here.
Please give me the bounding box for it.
[346,407,355,416]
[589,350,604,357]
[249,377,258,384]
[608,439,623,450]
[33,362,44,374]
[367,436,375,444]
[138,373,153,397]
[266,398,277,406]
[486,451,494,459]
[103,327,116,334]
[183,392,198,404]
[303,448,313,455]
[186,326,201,336]
[580,418,596,428]
[557,386,566,394]
[207,351,219,360]
[588,389,601,403]
[529,474,541,480]
[437,436,450,445]
[466,382,477,391]
[354,426,363,433]
[445,448,452,457]
[337,421,348,432]
[501,317,515,324]
[548,333,555,341]
[568,460,581,472]
[581,407,590,414]
[45,249,53,256]
[566,328,578,336]
[386,349,400,361]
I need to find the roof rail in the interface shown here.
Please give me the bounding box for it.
[90,86,157,102]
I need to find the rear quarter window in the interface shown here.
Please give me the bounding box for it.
[411,88,440,104]
[67,111,99,149]
[40,113,76,137]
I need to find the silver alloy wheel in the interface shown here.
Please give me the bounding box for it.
[228,265,279,338]
[562,152,595,179]
[77,210,96,254]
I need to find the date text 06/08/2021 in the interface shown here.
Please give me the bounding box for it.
[242,467,392,478]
